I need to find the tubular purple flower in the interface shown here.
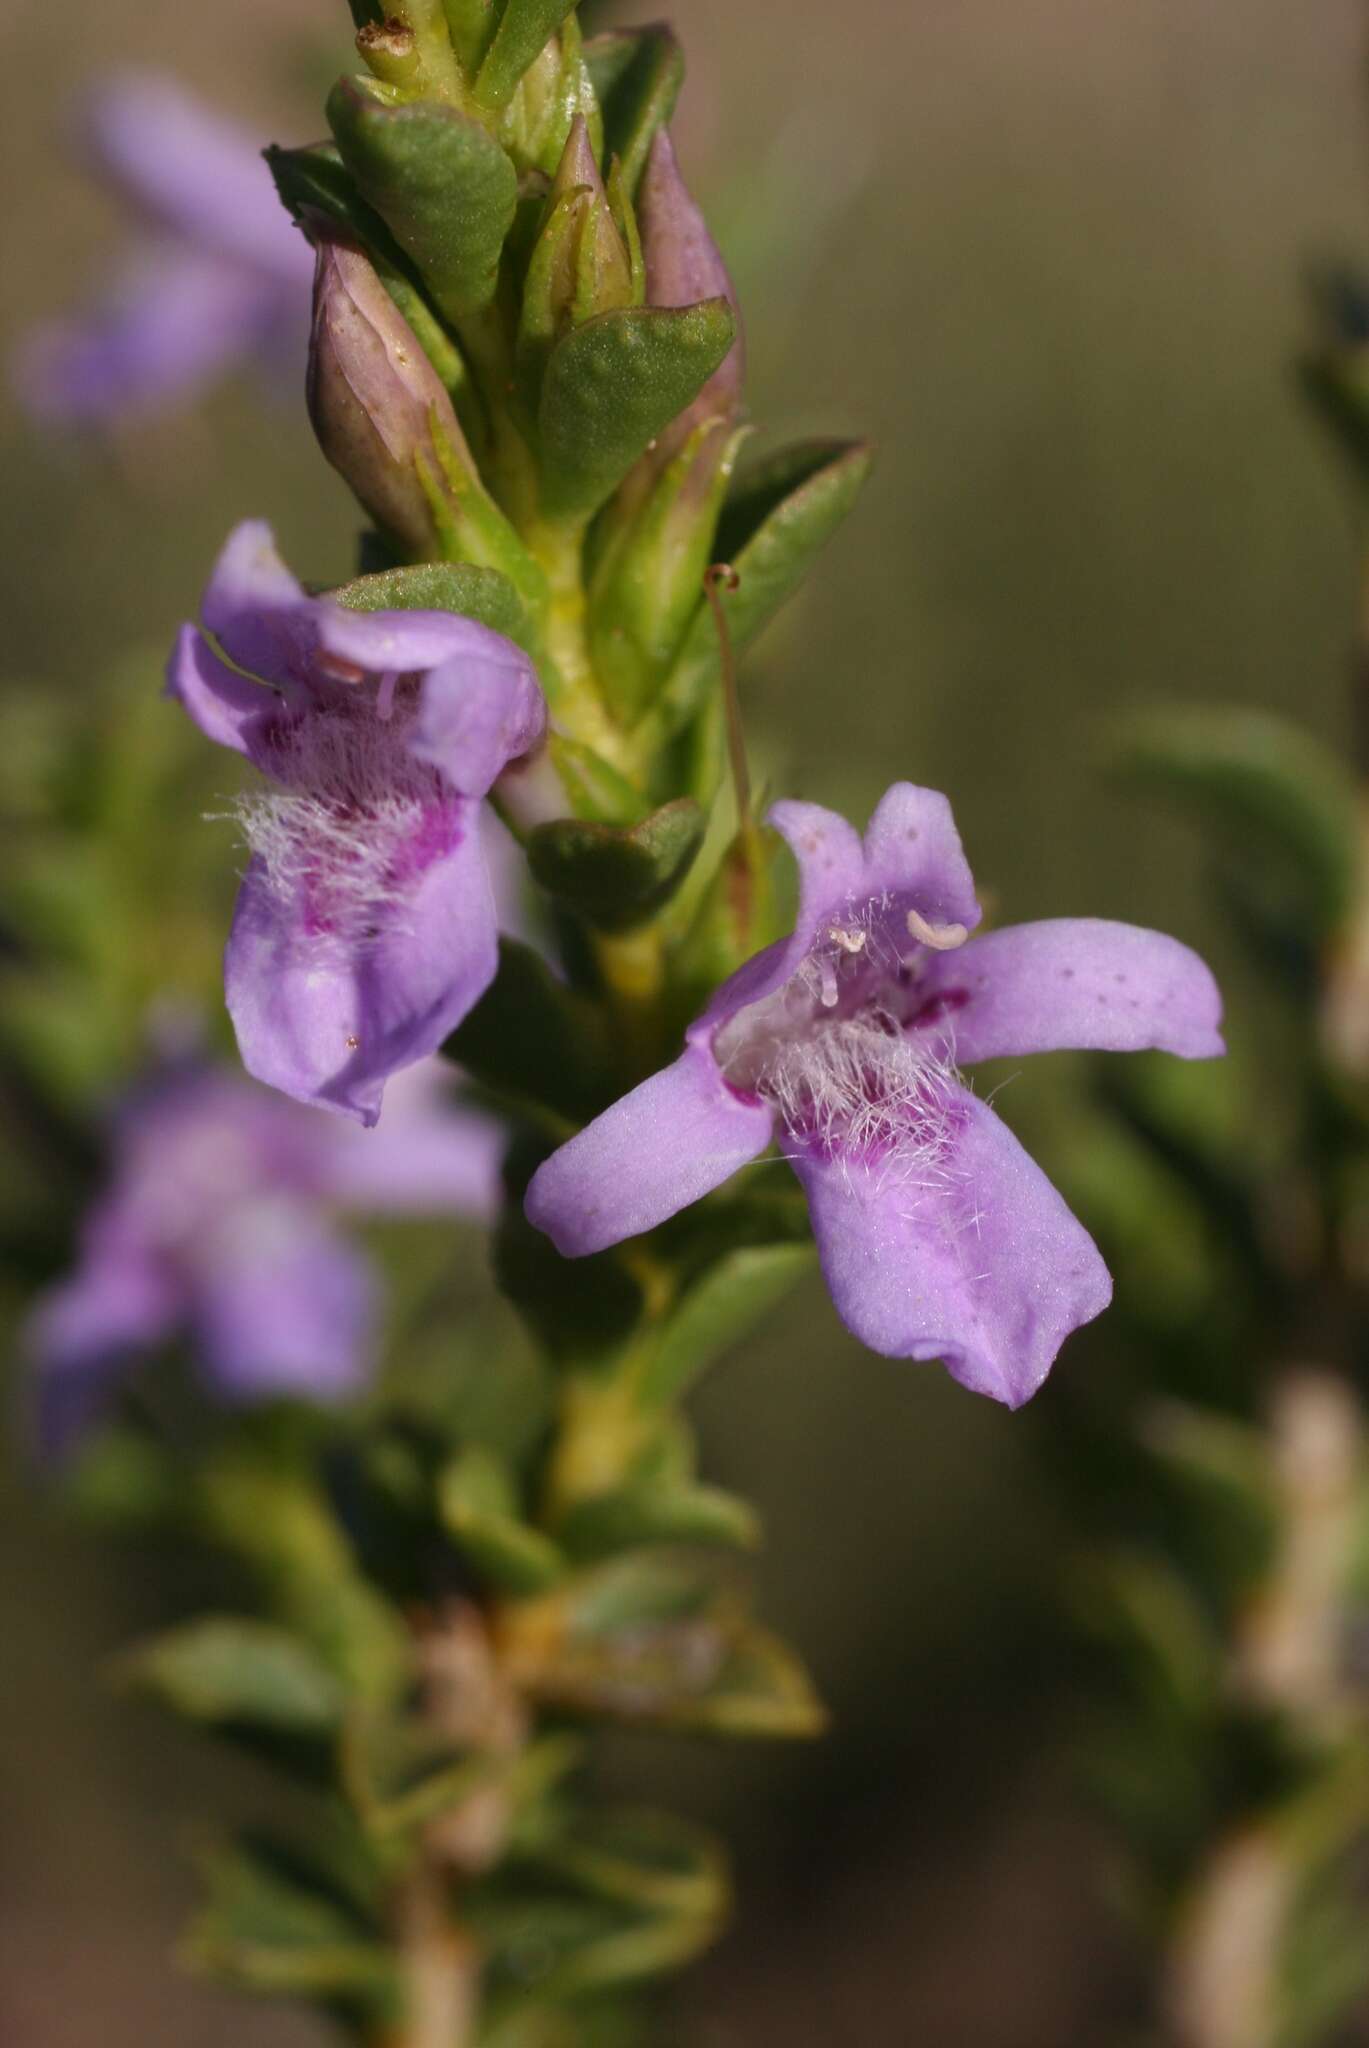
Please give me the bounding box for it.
[25,1056,503,1453]
[13,70,311,426]
[525,784,1225,1407]
[167,520,546,1123]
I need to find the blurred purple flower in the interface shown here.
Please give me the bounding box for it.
[167,520,546,1125]
[26,1054,503,1452]
[526,784,1224,1407]
[13,69,311,427]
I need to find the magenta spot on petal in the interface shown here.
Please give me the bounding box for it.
[910,987,969,1031]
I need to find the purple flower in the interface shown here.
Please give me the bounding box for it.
[26,1055,503,1452]
[525,784,1224,1407]
[13,70,311,427]
[167,520,546,1124]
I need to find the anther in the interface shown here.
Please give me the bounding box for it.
[906,908,969,951]
[828,925,867,955]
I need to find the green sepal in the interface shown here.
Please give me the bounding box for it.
[642,1242,816,1409]
[583,27,684,198]
[475,0,577,112]
[114,1617,347,1735]
[442,0,498,73]
[546,734,644,824]
[439,1443,569,1593]
[327,78,518,321]
[186,1838,393,2003]
[590,420,746,723]
[499,11,603,178]
[1112,706,1360,941]
[445,937,616,1124]
[331,560,531,647]
[538,301,736,521]
[645,438,873,756]
[527,799,707,932]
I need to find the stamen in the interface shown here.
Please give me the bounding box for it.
[375,669,400,722]
[828,925,867,955]
[906,907,969,951]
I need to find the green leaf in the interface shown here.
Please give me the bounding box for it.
[527,799,707,931]
[1113,706,1361,938]
[331,560,530,645]
[557,1477,759,1560]
[647,438,873,748]
[539,301,736,520]
[328,79,518,320]
[643,1243,816,1408]
[446,936,616,1123]
[583,27,685,197]
[439,1443,568,1593]
[475,0,578,112]
[510,1555,826,1736]
[116,1618,347,1734]
[187,1839,392,2001]
[663,1624,828,1739]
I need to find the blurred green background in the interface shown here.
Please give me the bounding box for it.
[4,0,1368,2040]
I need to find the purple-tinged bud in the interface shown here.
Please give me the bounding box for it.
[638,128,744,474]
[306,221,473,560]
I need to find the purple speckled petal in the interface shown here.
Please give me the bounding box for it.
[325,1061,503,1219]
[201,519,310,682]
[225,810,498,1126]
[861,782,981,932]
[524,1047,775,1256]
[84,69,309,283]
[697,801,867,1032]
[191,1202,374,1401]
[165,621,283,761]
[911,918,1225,1064]
[13,245,273,427]
[408,652,547,798]
[791,1088,1111,1407]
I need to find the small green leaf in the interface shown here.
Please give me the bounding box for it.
[187,1839,391,2000]
[643,1243,816,1408]
[1113,706,1360,939]
[663,1624,828,1740]
[328,79,518,320]
[558,1478,760,1560]
[116,1618,346,1734]
[527,799,706,931]
[331,560,530,645]
[440,1444,568,1594]
[539,301,736,520]
[584,27,685,197]
[475,0,578,112]
[647,438,873,749]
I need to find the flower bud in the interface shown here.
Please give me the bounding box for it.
[306,220,472,560]
[637,128,744,477]
[517,116,633,400]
